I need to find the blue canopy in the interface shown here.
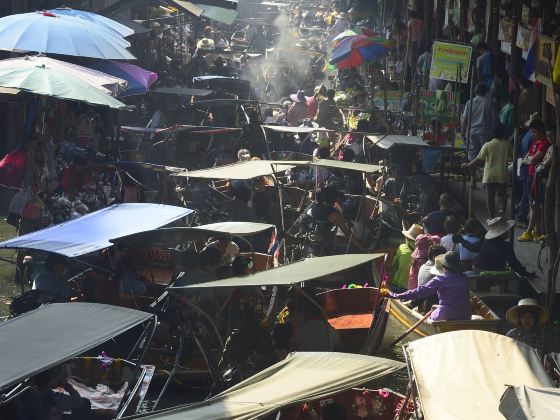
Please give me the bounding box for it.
[0,203,192,257]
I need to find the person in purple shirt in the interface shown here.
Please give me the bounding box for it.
[389,251,471,321]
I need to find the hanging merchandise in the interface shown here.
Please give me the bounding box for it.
[0,148,27,189]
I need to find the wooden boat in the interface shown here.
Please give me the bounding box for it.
[295,387,410,420]
[387,293,500,340]
[317,287,388,354]
[61,357,154,419]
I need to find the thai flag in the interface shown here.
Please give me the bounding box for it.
[524,18,541,81]
[267,227,281,266]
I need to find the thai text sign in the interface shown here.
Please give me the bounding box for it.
[536,34,560,88]
[416,90,458,124]
[430,41,472,83]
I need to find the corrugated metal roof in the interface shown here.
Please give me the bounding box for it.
[195,3,238,25]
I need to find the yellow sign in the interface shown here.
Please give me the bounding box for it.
[430,41,472,83]
[536,34,560,87]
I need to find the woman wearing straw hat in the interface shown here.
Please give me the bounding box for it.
[391,224,423,290]
[389,251,471,321]
[286,90,309,127]
[506,298,550,357]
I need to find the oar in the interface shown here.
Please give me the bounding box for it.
[380,306,435,352]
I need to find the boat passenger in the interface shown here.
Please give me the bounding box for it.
[32,254,71,301]
[417,244,447,287]
[506,298,550,357]
[116,257,148,296]
[204,236,240,266]
[309,186,368,254]
[35,368,91,420]
[409,234,440,289]
[459,217,531,276]
[440,216,461,251]
[455,218,485,270]
[389,251,471,321]
[391,224,423,290]
[423,193,457,236]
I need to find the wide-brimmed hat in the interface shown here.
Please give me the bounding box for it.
[196,38,215,51]
[412,234,441,259]
[485,217,515,240]
[430,251,462,275]
[506,298,547,326]
[290,90,308,103]
[402,224,423,241]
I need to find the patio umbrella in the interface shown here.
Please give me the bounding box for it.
[0,11,135,60]
[0,65,127,109]
[0,56,127,94]
[92,61,157,97]
[49,7,134,38]
[330,34,394,69]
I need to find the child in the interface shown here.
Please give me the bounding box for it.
[440,216,461,251]
[456,218,485,270]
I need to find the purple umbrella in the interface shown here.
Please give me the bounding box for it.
[93,61,157,97]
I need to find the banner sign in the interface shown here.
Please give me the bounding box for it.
[372,90,401,111]
[536,34,560,88]
[416,90,459,124]
[430,41,472,83]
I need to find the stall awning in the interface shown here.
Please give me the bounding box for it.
[195,3,239,25]
[170,253,383,289]
[111,222,274,248]
[0,303,152,390]
[123,352,403,419]
[262,125,333,134]
[172,160,301,179]
[406,330,554,420]
[0,203,192,257]
[171,0,203,17]
[152,86,213,96]
[308,159,383,173]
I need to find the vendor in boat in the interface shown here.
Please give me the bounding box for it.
[391,224,423,290]
[309,185,368,254]
[32,253,71,302]
[389,251,471,321]
[506,298,550,357]
[203,235,240,266]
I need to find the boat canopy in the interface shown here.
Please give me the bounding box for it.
[262,125,333,133]
[307,159,383,173]
[172,160,300,179]
[123,352,404,420]
[111,222,274,248]
[367,135,429,149]
[0,203,192,257]
[406,330,554,420]
[151,86,213,96]
[499,385,560,419]
[170,253,383,289]
[0,303,152,391]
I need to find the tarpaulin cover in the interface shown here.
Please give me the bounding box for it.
[308,159,383,173]
[170,253,383,289]
[407,330,554,420]
[0,303,152,390]
[123,352,404,420]
[0,203,192,257]
[111,222,274,248]
[172,160,301,179]
[499,385,560,420]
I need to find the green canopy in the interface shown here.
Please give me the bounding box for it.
[123,352,404,420]
[0,65,126,109]
[169,253,383,289]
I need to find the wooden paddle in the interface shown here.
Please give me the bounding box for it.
[380,306,435,352]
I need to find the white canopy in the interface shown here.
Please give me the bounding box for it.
[0,203,192,257]
[499,385,560,420]
[406,330,554,420]
[262,125,333,133]
[125,352,404,419]
[367,135,429,149]
[172,160,300,179]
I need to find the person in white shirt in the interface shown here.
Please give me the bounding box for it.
[204,237,240,266]
[440,216,461,251]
